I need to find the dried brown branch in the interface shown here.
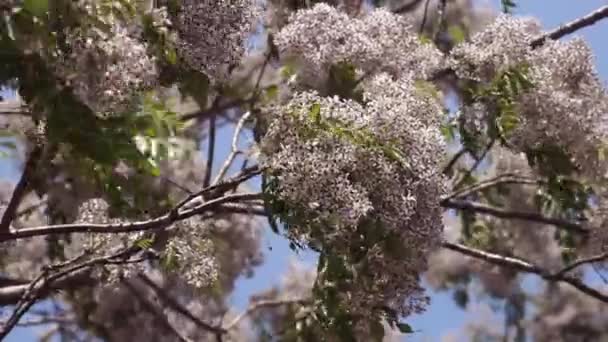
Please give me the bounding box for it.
[0,145,42,233]
[443,242,608,304]
[531,5,608,48]
[440,198,589,235]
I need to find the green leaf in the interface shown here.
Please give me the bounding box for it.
[264,85,279,101]
[23,0,49,16]
[396,323,414,334]
[135,237,154,249]
[501,0,517,13]
[448,25,466,44]
[0,140,17,150]
[309,103,321,124]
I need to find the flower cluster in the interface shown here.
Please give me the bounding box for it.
[260,72,447,318]
[165,217,219,289]
[176,0,259,82]
[55,24,157,117]
[451,15,608,180]
[275,3,443,89]
[449,15,541,82]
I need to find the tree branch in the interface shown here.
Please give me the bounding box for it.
[445,173,540,200]
[531,5,608,48]
[123,279,193,342]
[0,145,42,233]
[138,274,226,337]
[393,0,425,14]
[0,192,262,241]
[442,242,608,304]
[0,248,149,338]
[203,112,217,188]
[553,252,608,277]
[212,111,252,185]
[223,298,311,331]
[440,198,589,235]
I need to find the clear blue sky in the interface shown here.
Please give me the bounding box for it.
[4,0,608,340]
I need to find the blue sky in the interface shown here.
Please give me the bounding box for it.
[4,0,608,340]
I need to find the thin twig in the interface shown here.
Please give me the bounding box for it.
[203,113,217,188]
[553,252,608,277]
[0,249,147,338]
[531,5,608,48]
[443,242,608,304]
[445,173,540,200]
[174,165,262,213]
[393,0,425,14]
[440,198,589,235]
[223,298,311,331]
[453,139,495,189]
[433,0,448,41]
[419,0,432,34]
[123,279,193,342]
[213,111,252,185]
[138,274,226,336]
[0,145,42,233]
[442,148,468,175]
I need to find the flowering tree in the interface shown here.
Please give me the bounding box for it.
[0,0,608,340]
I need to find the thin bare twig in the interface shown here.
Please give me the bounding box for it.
[440,198,589,235]
[433,0,448,41]
[203,113,217,188]
[445,173,540,200]
[138,274,226,336]
[123,279,193,342]
[453,139,495,190]
[443,242,608,304]
[0,249,148,338]
[419,0,432,34]
[0,145,42,233]
[531,5,608,48]
[442,148,468,175]
[223,298,311,331]
[393,0,425,14]
[553,252,608,277]
[213,111,252,185]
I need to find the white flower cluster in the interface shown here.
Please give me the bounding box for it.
[449,15,541,83]
[165,217,219,289]
[275,3,443,89]
[76,198,219,288]
[55,24,157,117]
[261,73,447,317]
[176,0,259,82]
[450,15,608,180]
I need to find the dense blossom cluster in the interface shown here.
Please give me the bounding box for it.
[451,15,608,180]
[275,4,443,88]
[260,72,447,318]
[54,24,157,117]
[176,0,259,82]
